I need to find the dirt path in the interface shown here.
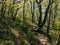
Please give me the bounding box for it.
[36,33,48,45]
[10,27,48,45]
[26,21,49,45]
[9,21,49,45]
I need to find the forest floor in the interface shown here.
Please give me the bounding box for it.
[0,26,58,45]
[0,28,49,45]
[10,27,49,45]
[0,21,58,45]
[9,20,49,45]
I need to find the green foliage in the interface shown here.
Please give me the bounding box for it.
[0,0,60,45]
[7,19,21,27]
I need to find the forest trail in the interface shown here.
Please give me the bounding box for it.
[10,27,48,45]
[0,22,48,45]
[26,21,49,45]
[8,21,49,45]
[36,34,48,45]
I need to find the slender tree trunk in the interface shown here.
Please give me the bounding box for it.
[0,0,6,21]
[13,8,19,20]
[35,0,42,32]
[56,35,60,45]
[37,1,42,31]
[47,11,50,35]
[23,0,25,24]
[30,1,35,23]
[47,7,52,43]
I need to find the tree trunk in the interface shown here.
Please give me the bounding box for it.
[23,0,25,24]
[56,36,60,45]
[30,1,35,23]
[37,0,51,32]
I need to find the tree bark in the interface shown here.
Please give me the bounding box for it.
[56,36,60,45]
[23,0,25,24]
[37,0,51,32]
[30,1,35,23]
